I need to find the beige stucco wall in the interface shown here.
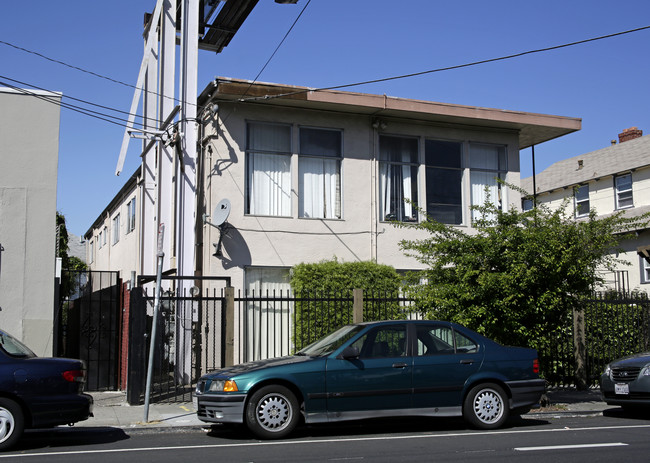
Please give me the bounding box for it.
[200,102,522,291]
[0,88,61,355]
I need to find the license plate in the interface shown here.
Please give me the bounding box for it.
[615,383,629,395]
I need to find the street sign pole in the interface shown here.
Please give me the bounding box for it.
[144,223,164,423]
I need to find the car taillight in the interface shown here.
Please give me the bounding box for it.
[533,359,540,374]
[62,370,86,383]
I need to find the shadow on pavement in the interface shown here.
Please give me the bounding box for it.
[205,414,549,442]
[11,427,129,452]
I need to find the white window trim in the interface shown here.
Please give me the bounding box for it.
[615,173,633,210]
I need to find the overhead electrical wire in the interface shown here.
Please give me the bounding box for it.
[234,24,650,102]
[0,74,163,127]
[1,24,648,128]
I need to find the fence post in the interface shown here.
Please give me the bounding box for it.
[573,305,587,390]
[224,287,235,367]
[353,289,364,323]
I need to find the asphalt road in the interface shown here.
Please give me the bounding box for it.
[4,411,650,462]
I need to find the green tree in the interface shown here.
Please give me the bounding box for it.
[397,189,650,352]
[56,212,87,301]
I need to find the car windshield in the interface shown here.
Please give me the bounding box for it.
[297,325,364,357]
[0,330,36,358]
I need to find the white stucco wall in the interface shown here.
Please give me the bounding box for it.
[0,88,61,355]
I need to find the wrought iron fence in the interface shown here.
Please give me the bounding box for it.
[538,292,650,388]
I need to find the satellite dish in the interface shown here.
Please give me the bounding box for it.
[212,199,231,227]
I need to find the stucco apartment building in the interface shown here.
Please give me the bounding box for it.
[0,87,61,355]
[86,78,581,298]
[521,128,650,292]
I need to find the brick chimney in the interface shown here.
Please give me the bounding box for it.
[618,127,643,143]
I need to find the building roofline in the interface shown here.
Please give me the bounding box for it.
[199,77,581,149]
[84,166,141,238]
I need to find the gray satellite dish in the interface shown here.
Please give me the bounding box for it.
[212,199,231,227]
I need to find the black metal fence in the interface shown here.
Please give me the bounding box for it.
[538,292,650,388]
[131,287,650,403]
[56,270,121,391]
[233,290,419,364]
[128,287,225,404]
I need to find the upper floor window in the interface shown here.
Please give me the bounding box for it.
[575,184,590,217]
[641,255,650,284]
[112,214,120,245]
[98,230,103,249]
[88,241,94,264]
[379,135,418,222]
[425,140,463,224]
[469,143,507,221]
[299,127,342,219]
[615,173,633,209]
[126,198,136,233]
[522,197,534,212]
[246,122,292,217]
[102,226,107,247]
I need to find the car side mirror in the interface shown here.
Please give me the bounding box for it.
[337,346,360,360]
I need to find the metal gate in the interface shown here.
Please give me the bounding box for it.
[56,270,122,391]
[127,276,229,404]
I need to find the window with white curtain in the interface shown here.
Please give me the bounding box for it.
[615,173,633,209]
[379,135,418,222]
[574,184,589,217]
[425,139,463,224]
[299,127,342,219]
[126,197,136,233]
[244,267,292,362]
[246,122,292,216]
[112,213,120,245]
[641,255,650,284]
[469,143,507,221]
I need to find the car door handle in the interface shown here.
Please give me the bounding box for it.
[392,362,408,369]
[460,359,474,365]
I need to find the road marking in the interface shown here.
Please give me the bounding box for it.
[515,442,628,451]
[2,424,649,459]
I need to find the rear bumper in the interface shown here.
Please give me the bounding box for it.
[196,394,246,424]
[506,379,546,410]
[29,393,93,428]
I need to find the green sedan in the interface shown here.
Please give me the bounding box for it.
[194,320,544,439]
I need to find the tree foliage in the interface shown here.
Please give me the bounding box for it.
[397,190,650,352]
[56,212,87,302]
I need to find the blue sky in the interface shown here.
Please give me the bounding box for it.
[2,0,649,235]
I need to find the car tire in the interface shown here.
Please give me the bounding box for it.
[463,383,509,429]
[245,385,299,439]
[0,398,24,451]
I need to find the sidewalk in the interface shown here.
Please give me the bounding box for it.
[78,388,610,431]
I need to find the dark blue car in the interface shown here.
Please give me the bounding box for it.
[195,320,544,439]
[0,329,93,450]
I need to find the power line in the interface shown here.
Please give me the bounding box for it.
[0,74,162,126]
[0,38,192,108]
[236,25,650,102]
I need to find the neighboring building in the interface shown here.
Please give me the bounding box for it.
[0,87,62,355]
[521,127,650,292]
[85,168,140,278]
[87,77,581,296]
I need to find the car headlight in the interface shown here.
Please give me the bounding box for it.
[642,366,650,377]
[208,379,238,392]
[604,364,611,378]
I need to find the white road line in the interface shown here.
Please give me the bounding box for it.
[2,424,649,459]
[515,443,628,451]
